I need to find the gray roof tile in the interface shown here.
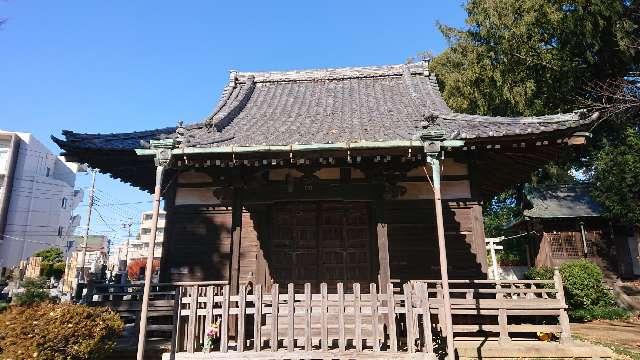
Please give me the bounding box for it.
[53,62,595,151]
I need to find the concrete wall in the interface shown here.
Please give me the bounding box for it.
[0,132,83,270]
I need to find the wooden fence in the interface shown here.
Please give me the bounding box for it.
[414,269,571,344]
[87,270,570,358]
[174,282,437,358]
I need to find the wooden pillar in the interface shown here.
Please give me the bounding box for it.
[159,170,177,283]
[229,188,242,338]
[554,268,572,344]
[426,155,455,359]
[137,163,165,360]
[230,189,242,295]
[375,198,391,294]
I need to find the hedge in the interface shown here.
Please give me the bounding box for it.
[0,302,123,359]
[525,260,630,322]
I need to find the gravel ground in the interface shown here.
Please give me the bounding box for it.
[571,316,640,360]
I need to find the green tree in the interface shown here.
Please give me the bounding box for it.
[34,247,63,264]
[33,247,66,280]
[13,277,50,306]
[431,0,637,117]
[592,128,640,225]
[432,0,639,227]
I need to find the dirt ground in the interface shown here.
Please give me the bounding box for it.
[572,316,640,359]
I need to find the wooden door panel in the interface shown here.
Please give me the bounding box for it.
[271,201,371,287]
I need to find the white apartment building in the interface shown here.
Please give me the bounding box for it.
[113,210,165,265]
[138,210,165,260]
[0,131,83,275]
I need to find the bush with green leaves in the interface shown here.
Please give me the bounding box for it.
[524,266,555,282]
[13,277,50,306]
[0,302,123,359]
[525,260,630,321]
[34,247,66,280]
[570,305,630,322]
[559,259,616,310]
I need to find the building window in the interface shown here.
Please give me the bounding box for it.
[141,228,151,235]
[61,197,68,209]
[0,148,8,167]
[143,214,153,221]
[46,167,51,177]
[157,228,164,236]
[57,226,64,237]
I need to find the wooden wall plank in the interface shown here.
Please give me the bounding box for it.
[354,283,362,352]
[220,285,230,352]
[270,284,279,352]
[237,285,246,352]
[338,283,346,351]
[287,283,295,351]
[387,283,397,352]
[253,284,263,352]
[403,283,415,353]
[320,283,328,351]
[304,283,312,351]
[370,283,380,351]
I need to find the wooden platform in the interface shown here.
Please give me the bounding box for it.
[162,339,613,359]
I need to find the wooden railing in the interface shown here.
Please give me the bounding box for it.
[87,272,571,358]
[413,268,571,344]
[174,282,438,358]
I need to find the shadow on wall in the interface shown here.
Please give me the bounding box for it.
[387,200,484,281]
[166,207,231,282]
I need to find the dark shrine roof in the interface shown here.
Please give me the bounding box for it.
[53,62,595,152]
[523,184,603,219]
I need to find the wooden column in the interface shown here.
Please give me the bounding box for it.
[230,189,242,295]
[137,163,165,360]
[375,198,391,294]
[229,188,242,338]
[554,268,573,344]
[426,155,455,359]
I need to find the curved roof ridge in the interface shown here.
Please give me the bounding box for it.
[235,63,426,83]
[438,110,588,123]
[199,71,242,126]
[206,75,256,132]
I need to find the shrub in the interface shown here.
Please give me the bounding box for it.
[559,259,616,310]
[13,277,50,306]
[0,302,123,359]
[0,302,7,312]
[41,262,66,280]
[524,266,554,281]
[34,247,66,280]
[569,305,631,322]
[524,261,627,322]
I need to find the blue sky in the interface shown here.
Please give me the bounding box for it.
[0,1,466,245]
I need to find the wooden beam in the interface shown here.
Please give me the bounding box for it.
[426,155,455,359]
[136,164,165,360]
[229,188,242,338]
[230,189,242,294]
[375,199,391,295]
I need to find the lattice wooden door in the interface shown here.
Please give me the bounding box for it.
[270,202,371,290]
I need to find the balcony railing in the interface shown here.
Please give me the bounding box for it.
[86,270,570,359]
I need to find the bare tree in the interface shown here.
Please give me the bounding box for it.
[582,77,640,123]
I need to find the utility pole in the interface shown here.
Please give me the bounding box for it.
[78,169,96,283]
[121,219,133,285]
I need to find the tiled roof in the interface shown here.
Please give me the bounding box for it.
[523,184,603,218]
[53,62,595,152]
